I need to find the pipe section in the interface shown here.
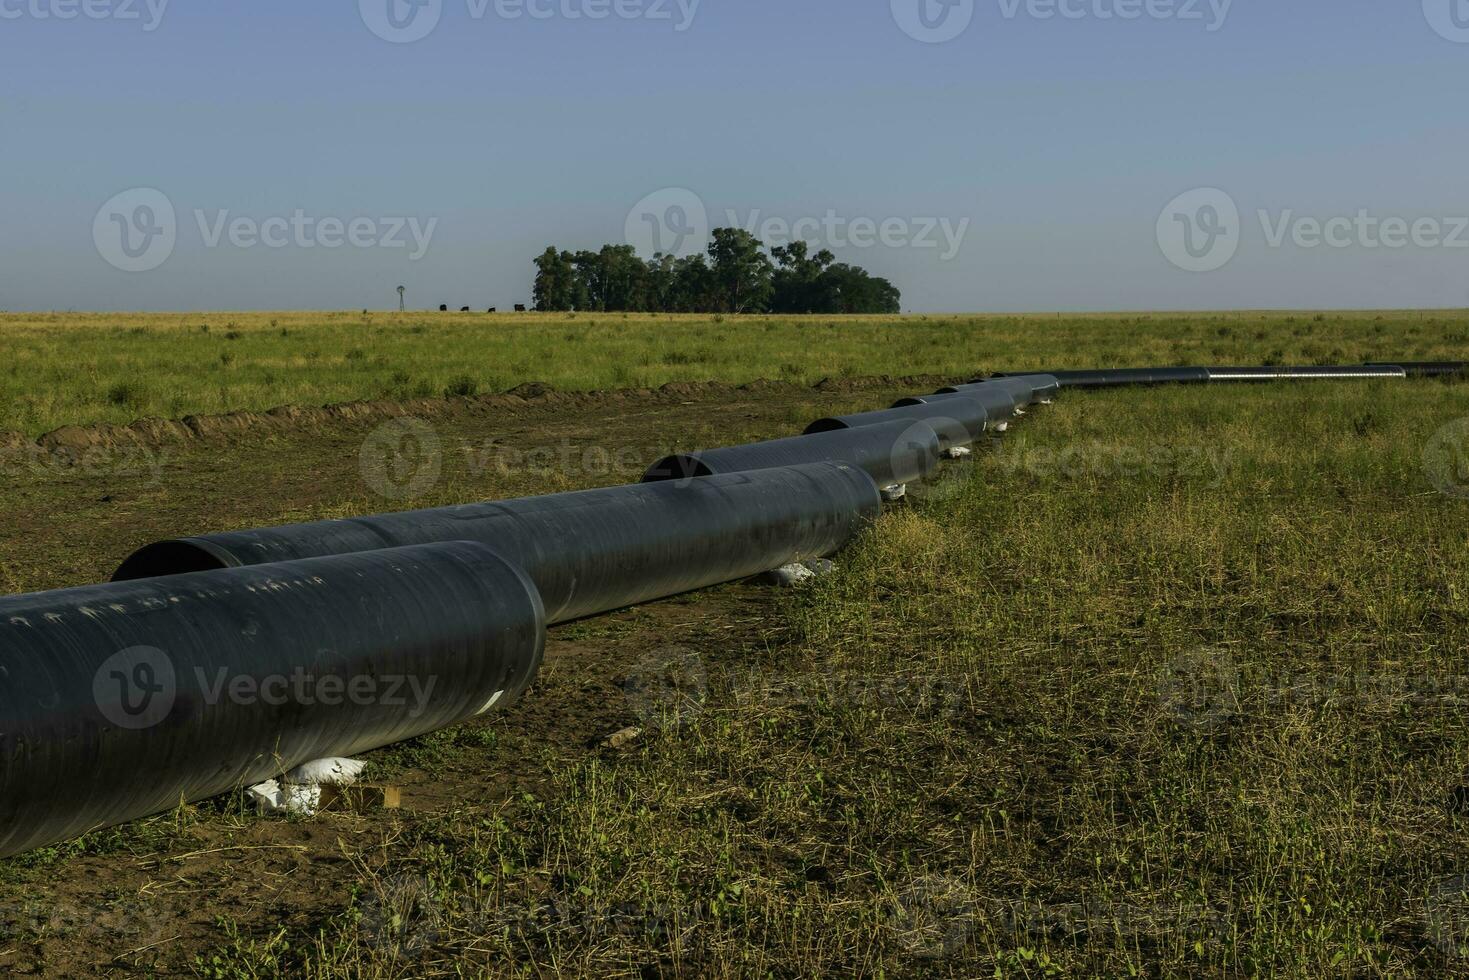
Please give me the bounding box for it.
[990,368,1211,387]
[643,422,939,489]
[0,542,546,859]
[804,398,988,452]
[1367,361,1466,378]
[896,387,1019,423]
[1204,365,1407,381]
[939,375,1060,405]
[116,464,882,625]
[989,365,1425,387]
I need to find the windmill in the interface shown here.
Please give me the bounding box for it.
[397,285,406,312]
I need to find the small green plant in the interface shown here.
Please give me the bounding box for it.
[194,919,291,979]
[444,375,479,398]
[105,380,147,409]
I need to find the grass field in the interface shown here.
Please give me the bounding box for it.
[2,309,1467,435]
[0,314,1467,976]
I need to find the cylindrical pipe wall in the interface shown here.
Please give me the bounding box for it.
[804,398,988,451]
[989,368,1211,387]
[1366,361,1465,377]
[643,422,939,489]
[1205,365,1407,381]
[0,541,546,859]
[117,463,882,625]
[938,375,1059,405]
[896,388,1019,422]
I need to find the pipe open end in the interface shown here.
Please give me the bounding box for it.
[803,419,851,435]
[112,540,235,582]
[642,455,717,483]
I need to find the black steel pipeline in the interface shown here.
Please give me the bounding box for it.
[0,541,546,859]
[896,387,1019,424]
[7,354,1455,861]
[990,367,1211,387]
[1367,361,1466,378]
[1204,365,1406,381]
[937,375,1060,406]
[804,398,988,452]
[115,464,881,625]
[643,421,939,489]
[987,364,1426,387]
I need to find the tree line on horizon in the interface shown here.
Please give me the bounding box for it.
[532,229,901,315]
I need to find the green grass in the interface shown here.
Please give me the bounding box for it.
[2,309,1466,435]
[185,374,1469,977]
[3,312,1467,975]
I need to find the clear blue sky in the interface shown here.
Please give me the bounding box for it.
[2,0,1467,312]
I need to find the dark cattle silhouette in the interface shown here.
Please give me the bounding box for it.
[487,307,497,313]
[439,304,448,312]
[461,307,471,312]
[514,304,527,312]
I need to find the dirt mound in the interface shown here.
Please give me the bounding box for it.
[11,373,956,460]
[738,379,787,393]
[506,382,557,400]
[659,381,712,398]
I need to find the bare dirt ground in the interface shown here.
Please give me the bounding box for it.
[0,376,944,977]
